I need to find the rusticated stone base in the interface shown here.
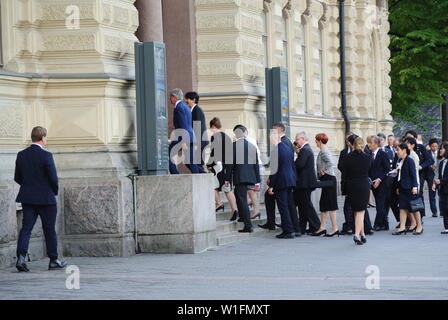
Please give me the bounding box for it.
[59,176,136,257]
[136,174,216,254]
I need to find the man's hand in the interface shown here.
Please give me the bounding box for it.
[431,164,437,170]
[320,169,326,177]
[419,165,423,171]
[432,184,437,192]
[181,143,188,151]
[373,179,381,189]
[266,178,270,185]
[253,183,261,192]
[412,188,418,195]
[224,181,230,187]
[267,187,274,195]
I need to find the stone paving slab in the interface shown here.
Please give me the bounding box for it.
[0,198,447,300]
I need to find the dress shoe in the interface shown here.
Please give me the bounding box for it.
[353,235,363,245]
[238,228,253,233]
[49,259,68,270]
[311,229,327,236]
[294,232,302,237]
[275,223,282,228]
[340,229,353,235]
[432,214,438,218]
[230,210,238,221]
[373,226,381,232]
[237,217,244,222]
[324,230,341,237]
[215,204,225,212]
[412,229,424,235]
[441,230,448,234]
[276,233,294,239]
[250,213,261,220]
[392,228,407,235]
[258,223,275,230]
[360,235,367,244]
[365,231,374,236]
[16,255,29,272]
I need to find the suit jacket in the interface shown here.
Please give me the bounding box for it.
[416,144,434,172]
[338,147,351,195]
[382,147,394,162]
[438,160,448,194]
[398,156,418,190]
[191,104,209,148]
[173,100,195,144]
[14,144,59,205]
[226,138,261,185]
[369,149,391,182]
[295,143,318,189]
[316,146,335,177]
[269,142,296,191]
[280,135,294,153]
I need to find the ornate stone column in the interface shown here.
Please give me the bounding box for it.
[135,0,164,42]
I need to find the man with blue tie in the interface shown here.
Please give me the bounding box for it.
[14,127,67,272]
[168,88,202,174]
[267,129,297,239]
[368,136,392,231]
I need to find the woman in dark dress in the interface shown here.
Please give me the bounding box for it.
[343,136,372,245]
[207,117,238,221]
[392,143,421,235]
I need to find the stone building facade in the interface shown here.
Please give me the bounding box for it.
[0,0,393,267]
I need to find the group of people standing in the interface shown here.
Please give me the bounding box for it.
[167,88,448,245]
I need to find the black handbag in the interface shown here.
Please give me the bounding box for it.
[410,196,425,212]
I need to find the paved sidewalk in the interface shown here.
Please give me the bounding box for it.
[1,203,447,300]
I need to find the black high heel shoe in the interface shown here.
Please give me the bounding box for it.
[413,228,424,235]
[250,213,261,220]
[361,235,367,244]
[311,229,327,236]
[230,210,238,221]
[408,226,417,233]
[216,204,225,212]
[324,230,340,237]
[392,228,407,235]
[353,235,363,245]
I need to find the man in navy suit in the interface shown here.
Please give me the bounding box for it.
[368,135,392,231]
[14,127,67,272]
[168,88,202,174]
[185,91,208,171]
[267,130,297,238]
[259,123,300,236]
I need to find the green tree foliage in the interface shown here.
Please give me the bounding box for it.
[388,0,448,128]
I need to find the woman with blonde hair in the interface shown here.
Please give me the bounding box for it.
[343,135,373,245]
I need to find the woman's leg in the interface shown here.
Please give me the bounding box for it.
[247,190,259,218]
[354,211,364,237]
[329,211,338,233]
[413,211,423,232]
[215,190,222,209]
[408,212,417,229]
[225,191,238,212]
[398,209,408,230]
[318,212,327,232]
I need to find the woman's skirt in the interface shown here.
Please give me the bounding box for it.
[398,188,413,211]
[319,174,338,212]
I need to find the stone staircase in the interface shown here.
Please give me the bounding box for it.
[215,202,274,246]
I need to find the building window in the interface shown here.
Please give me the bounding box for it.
[298,18,307,114]
[280,11,288,69]
[318,24,324,114]
[262,6,269,68]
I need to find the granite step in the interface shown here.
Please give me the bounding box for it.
[216,227,270,246]
[216,217,268,234]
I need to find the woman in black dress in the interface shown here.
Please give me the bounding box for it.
[392,143,421,235]
[207,117,238,221]
[343,136,372,245]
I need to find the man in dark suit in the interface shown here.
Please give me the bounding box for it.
[185,91,208,171]
[267,130,297,238]
[426,138,439,217]
[293,131,321,234]
[338,132,355,234]
[378,133,394,162]
[259,123,300,236]
[225,125,261,233]
[405,130,435,218]
[168,88,202,174]
[368,135,392,231]
[14,127,67,272]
